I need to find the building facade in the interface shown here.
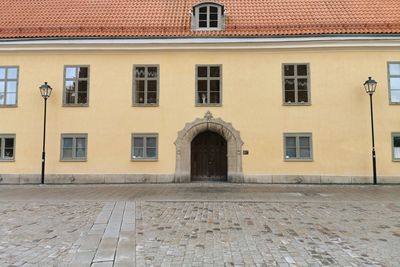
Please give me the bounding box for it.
[0,0,400,184]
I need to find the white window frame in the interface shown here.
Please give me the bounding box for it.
[192,3,224,31]
[0,134,16,161]
[0,66,19,107]
[388,62,400,104]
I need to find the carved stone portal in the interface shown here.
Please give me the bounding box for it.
[174,111,244,183]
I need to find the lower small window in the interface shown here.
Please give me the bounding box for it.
[61,134,87,161]
[132,134,158,160]
[393,133,400,160]
[284,133,312,160]
[0,134,15,160]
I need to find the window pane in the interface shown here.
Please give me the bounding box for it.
[147,92,157,104]
[210,67,220,77]
[5,93,16,105]
[285,91,295,103]
[286,137,296,147]
[210,13,218,20]
[134,137,144,148]
[63,148,73,159]
[199,7,207,12]
[394,136,400,147]
[78,67,88,78]
[0,81,4,92]
[285,79,295,90]
[199,14,207,20]
[133,148,144,158]
[136,80,145,91]
[135,67,145,78]
[78,93,87,104]
[298,79,308,90]
[198,92,207,104]
[148,67,158,78]
[286,148,296,158]
[63,138,73,148]
[76,148,86,158]
[4,138,14,148]
[209,21,218,27]
[198,80,207,92]
[390,78,400,89]
[78,81,88,93]
[136,91,145,104]
[299,137,310,148]
[210,92,220,103]
[65,80,75,92]
[198,67,208,77]
[66,91,76,104]
[199,21,207,27]
[146,148,157,158]
[210,80,220,91]
[148,80,157,92]
[0,68,5,79]
[297,65,307,76]
[65,67,76,79]
[210,6,218,13]
[7,81,17,93]
[390,90,400,103]
[300,148,311,158]
[394,136,400,159]
[76,138,86,149]
[298,90,308,103]
[284,65,294,76]
[389,64,400,75]
[146,137,156,147]
[4,149,14,158]
[7,68,18,79]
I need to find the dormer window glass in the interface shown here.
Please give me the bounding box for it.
[193,3,224,31]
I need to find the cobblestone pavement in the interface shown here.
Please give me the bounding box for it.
[0,184,399,266]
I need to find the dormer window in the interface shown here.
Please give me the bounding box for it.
[192,2,224,31]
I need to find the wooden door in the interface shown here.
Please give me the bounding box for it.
[191,131,227,181]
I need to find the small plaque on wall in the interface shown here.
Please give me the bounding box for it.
[243,150,249,155]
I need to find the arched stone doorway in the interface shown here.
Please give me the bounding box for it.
[191,131,227,181]
[175,111,244,183]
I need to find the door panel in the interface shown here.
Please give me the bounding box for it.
[191,131,227,181]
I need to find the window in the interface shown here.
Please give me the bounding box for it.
[64,66,89,105]
[196,65,222,105]
[284,133,313,160]
[192,3,224,31]
[0,67,18,106]
[132,134,158,160]
[388,62,400,104]
[393,133,400,161]
[283,64,310,104]
[61,134,87,161]
[133,65,159,105]
[0,135,16,161]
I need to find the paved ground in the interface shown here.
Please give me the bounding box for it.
[0,184,399,266]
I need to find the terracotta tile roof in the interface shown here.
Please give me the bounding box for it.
[0,0,399,39]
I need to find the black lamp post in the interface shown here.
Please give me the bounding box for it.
[363,77,377,185]
[39,82,53,184]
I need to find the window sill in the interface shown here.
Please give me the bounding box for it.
[60,159,87,162]
[132,104,159,107]
[62,104,89,107]
[284,158,313,162]
[389,102,400,105]
[283,102,311,106]
[131,158,158,162]
[0,105,18,108]
[393,159,400,162]
[196,104,222,107]
[0,159,15,162]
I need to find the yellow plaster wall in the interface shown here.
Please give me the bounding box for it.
[0,47,399,177]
